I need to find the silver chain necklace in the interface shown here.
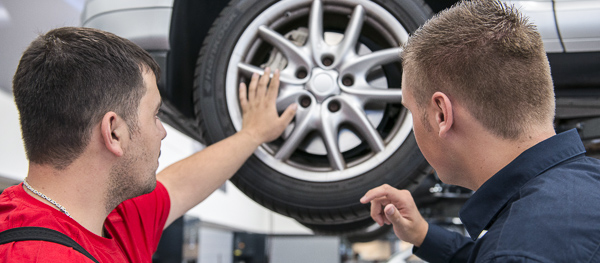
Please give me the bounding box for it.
[23,178,72,218]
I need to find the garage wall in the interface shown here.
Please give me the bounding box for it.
[0,0,84,94]
[0,0,84,183]
[0,91,26,185]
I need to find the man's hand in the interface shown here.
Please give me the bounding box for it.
[158,67,297,229]
[360,184,429,246]
[239,67,297,145]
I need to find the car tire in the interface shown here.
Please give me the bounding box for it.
[194,0,432,233]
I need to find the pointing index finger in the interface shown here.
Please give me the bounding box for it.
[360,184,407,204]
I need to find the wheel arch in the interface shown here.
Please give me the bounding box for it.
[163,0,230,119]
[422,0,459,13]
[164,0,457,120]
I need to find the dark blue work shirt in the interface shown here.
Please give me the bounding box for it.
[415,129,600,262]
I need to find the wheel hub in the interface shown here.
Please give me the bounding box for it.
[306,68,340,102]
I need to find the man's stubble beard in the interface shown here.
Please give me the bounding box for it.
[105,144,157,213]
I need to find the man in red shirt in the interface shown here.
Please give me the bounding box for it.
[0,27,297,262]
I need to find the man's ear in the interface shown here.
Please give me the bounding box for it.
[431,92,453,137]
[100,112,127,157]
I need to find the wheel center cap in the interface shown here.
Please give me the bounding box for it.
[313,74,334,93]
[307,68,339,102]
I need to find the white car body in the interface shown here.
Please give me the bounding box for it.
[82,0,600,53]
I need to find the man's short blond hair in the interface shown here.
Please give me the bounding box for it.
[402,0,555,140]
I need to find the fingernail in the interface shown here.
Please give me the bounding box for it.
[385,206,395,216]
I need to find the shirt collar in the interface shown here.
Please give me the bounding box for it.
[459,129,586,240]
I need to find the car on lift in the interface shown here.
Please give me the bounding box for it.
[82,0,600,236]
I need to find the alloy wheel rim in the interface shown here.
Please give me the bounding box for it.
[225,0,413,182]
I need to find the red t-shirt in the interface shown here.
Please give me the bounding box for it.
[0,181,171,262]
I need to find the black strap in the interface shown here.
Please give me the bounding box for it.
[0,227,99,263]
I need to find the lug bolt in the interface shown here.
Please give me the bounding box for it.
[322,55,334,66]
[299,96,311,108]
[328,100,341,112]
[342,75,354,86]
[296,68,308,79]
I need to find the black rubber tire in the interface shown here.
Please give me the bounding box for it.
[194,0,433,233]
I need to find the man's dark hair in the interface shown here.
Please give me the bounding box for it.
[13,27,160,169]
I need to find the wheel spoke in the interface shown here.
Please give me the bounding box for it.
[274,126,308,161]
[276,89,308,112]
[274,105,319,160]
[320,107,346,170]
[340,86,403,105]
[339,99,385,153]
[339,47,403,104]
[337,5,365,59]
[340,47,402,78]
[309,0,328,67]
[258,25,312,70]
[238,62,305,85]
[238,62,263,76]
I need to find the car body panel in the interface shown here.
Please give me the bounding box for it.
[81,0,600,54]
[82,0,173,50]
[506,0,564,52]
[554,0,600,52]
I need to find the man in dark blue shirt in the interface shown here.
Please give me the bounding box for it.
[415,129,600,262]
[360,1,600,262]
